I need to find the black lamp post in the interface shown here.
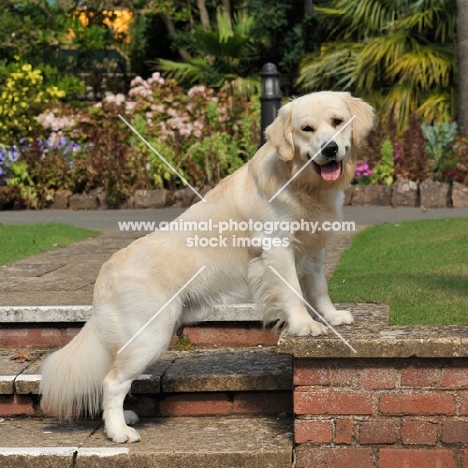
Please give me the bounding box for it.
[259,63,281,146]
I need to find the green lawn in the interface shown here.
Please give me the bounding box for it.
[0,223,100,265]
[329,218,468,325]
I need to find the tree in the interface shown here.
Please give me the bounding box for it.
[157,9,261,95]
[141,0,321,94]
[456,0,468,134]
[297,0,457,131]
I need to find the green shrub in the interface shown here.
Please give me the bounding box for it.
[0,61,68,145]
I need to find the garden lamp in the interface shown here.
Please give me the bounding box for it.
[260,62,281,146]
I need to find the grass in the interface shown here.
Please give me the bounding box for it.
[329,218,468,326]
[0,223,100,265]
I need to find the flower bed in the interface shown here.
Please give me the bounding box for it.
[0,72,260,209]
[1,68,467,210]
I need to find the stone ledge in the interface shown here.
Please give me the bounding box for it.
[0,304,262,323]
[0,416,292,468]
[0,347,291,396]
[278,303,468,358]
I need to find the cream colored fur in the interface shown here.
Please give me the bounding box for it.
[40,91,374,443]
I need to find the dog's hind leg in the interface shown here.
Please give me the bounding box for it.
[102,302,180,443]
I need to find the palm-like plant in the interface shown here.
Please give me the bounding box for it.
[297,0,457,130]
[157,9,260,96]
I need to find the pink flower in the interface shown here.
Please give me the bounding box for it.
[130,76,144,87]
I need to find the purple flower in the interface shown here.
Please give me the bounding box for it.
[64,142,80,154]
[394,150,402,160]
[9,146,19,162]
[58,136,67,147]
[0,150,5,164]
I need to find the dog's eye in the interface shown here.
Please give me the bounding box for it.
[333,118,343,127]
[302,125,315,133]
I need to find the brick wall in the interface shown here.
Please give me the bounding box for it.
[293,358,468,468]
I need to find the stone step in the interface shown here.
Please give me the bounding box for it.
[0,304,282,348]
[0,347,292,417]
[0,415,293,468]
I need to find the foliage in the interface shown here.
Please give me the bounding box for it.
[0,0,73,66]
[0,0,136,98]
[442,135,468,184]
[370,140,394,186]
[297,0,457,131]
[0,61,69,146]
[421,121,458,180]
[146,0,322,95]
[329,219,468,325]
[0,74,260,208]
[157,9,261,95]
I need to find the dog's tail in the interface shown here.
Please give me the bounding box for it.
[40,316,112,419]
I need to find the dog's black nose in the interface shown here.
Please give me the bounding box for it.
[321,141,339,159]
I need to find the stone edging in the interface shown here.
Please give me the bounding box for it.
[345,180,468,208]
[39,181,468,210]
[0,304,262,323]
[278,303,468,358]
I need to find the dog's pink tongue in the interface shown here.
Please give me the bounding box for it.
[321,162,341,181]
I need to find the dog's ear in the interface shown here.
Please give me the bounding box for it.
[265,101,295,161]
[339,93,375,147]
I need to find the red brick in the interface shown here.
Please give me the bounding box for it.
[360,367,396,390]
[359,421,396,444]
[463,449,468,467]
[335,419,354,444]
[440,365,468,389]
[379,392,455,415]
[0,395,35,416]
[295,390,373,415]
[441,420,468,443]
[332,367,357,387]
[401,366,438,388]
[0,327,80,347]
[294,360,330,386]
[233,391,292,415]
[379,449,456,468]
[184,325,277,347]
[401,420,438,445]
[295,420,333,443]
[461,392,468,415]
[296,447,373,468]
[159,393,230,416]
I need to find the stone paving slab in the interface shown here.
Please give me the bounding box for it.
[0,228,356,307]
[278,303,468,358]
[162,349,292,392]
[0,347,292,396]
[0,304,264,323]
[0,263,67,278]
[78,416,293,468]
[0,350,44,393]
[0,416,292,468]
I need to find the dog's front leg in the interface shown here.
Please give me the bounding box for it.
[301,249,354,326]
[250,246,328,336]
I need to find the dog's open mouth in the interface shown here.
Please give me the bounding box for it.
[310,159,343,181]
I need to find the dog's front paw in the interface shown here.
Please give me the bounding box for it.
[325,309,354,326]
[106,425,141,444]
[287,317,328,336]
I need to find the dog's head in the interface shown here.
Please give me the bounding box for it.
[265,91,374,189]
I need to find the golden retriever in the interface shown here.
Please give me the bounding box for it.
[40,91,374,443]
